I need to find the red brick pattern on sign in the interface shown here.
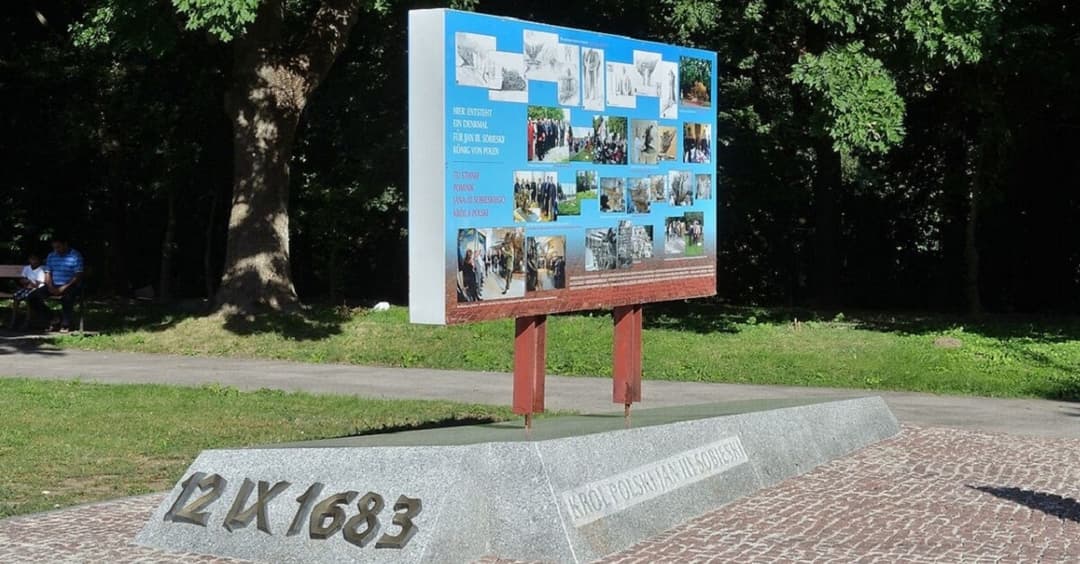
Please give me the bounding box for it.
[447,265,716,324]
[3,425,1078,563]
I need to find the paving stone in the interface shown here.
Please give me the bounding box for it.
[1,425,1078,563]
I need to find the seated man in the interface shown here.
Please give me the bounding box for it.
[43,236,85,333]
[11,252,48,329]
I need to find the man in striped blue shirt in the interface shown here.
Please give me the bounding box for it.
[44,236,85,332]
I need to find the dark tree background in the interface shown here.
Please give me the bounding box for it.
[1,0,1078,313]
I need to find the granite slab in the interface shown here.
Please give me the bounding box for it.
[135,396,900,563]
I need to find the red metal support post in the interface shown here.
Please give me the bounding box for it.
[612,304,643,416]
[513,315,547,429]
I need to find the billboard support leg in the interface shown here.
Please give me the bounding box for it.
[613,304,643,426]
[514,315,547,430]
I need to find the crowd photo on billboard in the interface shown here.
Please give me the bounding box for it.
[570,115,627,165]
[683,122,712,164]
[663,212,705,257]
[513,171,563,222]
[527,106,572,163]
[457,227,527,302]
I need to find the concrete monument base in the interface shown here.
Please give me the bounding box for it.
[136,396,899,563]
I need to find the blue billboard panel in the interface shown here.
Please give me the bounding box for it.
[409,9,717,324]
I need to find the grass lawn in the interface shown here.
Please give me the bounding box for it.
[0,378,512,518]
[49,303,1080,401]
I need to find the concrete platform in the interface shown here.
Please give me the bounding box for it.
[135,397,899,563]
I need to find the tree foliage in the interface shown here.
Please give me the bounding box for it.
[902,0,1000,65]
[794,0,886,34]
[172,0,261,40]
[2,0,1078,314]
[792,42,905,154]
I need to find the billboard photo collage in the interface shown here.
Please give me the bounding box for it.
[446,11,716,309]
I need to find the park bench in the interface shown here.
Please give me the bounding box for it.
[1,264,86,334]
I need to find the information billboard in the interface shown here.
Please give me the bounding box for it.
[409,9,717,324]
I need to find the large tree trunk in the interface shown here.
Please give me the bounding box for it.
[216,73,302,311]
[214,0,364,312]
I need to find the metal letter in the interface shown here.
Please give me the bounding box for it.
[223,479,291,533]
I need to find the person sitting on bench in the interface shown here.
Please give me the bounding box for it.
[11,252,48,329]
[43,236,85,333]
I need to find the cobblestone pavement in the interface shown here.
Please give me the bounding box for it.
[3,425,1079,563]
[0,494,252,564]
[598,425,1080,563]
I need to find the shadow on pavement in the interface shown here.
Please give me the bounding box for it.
[0,333,64,356]
[969,485,1080,523]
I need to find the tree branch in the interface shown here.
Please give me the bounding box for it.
[296,0,366,97]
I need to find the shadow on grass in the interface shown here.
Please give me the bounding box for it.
[639,298,1080,346]
[220,306,350,341]
[643,300,834,334]
[65,300,351,342]
[851,313,1080,344]
[1003,341,1079,374]
[1033,379,1080,402]
[643,301,758,334]
[969,486,1080,523]
[71,300,202,335]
